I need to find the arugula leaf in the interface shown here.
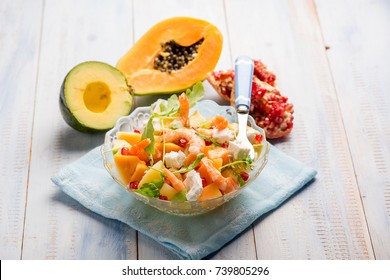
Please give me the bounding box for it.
[220,157,253,170]
[134,179,164,198]
[141,118,155,154]
[173,153,205,174]
[194,132,221,146]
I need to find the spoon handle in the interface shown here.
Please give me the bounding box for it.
[234,56,254,112]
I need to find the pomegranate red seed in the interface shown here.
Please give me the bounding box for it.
[221,142,229,149]
[129,181,139,190]
[121,147,131,155]
[201,177,207,187]
[254,134,263,143]
[159,195,168,200]
[178,138,188,148]
[240,172,249,182]
[205,140,212,146]
[240,172,250,182]
[133,129,141,134]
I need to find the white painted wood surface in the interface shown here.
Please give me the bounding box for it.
[0,0,388,259]
[316,0,390,259]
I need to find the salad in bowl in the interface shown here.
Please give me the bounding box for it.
[101,82,269,215]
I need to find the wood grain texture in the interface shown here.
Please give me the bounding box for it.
[21,0,137,259]
[316,0,390,259]
[0,0,44,259]
[1,0,388,260]
[225,0,373,259]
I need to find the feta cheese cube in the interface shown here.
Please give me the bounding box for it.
[213,128,235,144]
[228,140,251,160]
[184,170,203,201]
[164,151,186,169]
[246,127,259,144]
[112,140,130,154]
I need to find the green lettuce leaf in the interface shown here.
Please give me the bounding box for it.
[150,82,204,118]
[187,82,204,107]
[134,179,164,198]
[141,117,155,154]
[171,190,187,202]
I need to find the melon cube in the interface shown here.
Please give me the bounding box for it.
[138,160,164,188]
[155,142,185,154]
[129,162,149,183]
[206,147,229,165]
[211,158,223,170]
[114,155,140,185]
[117,131,142,145]
[189,110,206,128]
[159,183,178,200]
[197,183,222,201]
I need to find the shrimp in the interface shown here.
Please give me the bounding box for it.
[163,168,185,191]
[164,128,205,155]
[195,127,214,137]
[211,115,228,130]
[178,92,190,127]
[201,157,239,193]
[128,138,151,161]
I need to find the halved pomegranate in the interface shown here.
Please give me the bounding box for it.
[207,69,234,102]
[207,59,294,139]
[249,79,294,139]
[254,59,276,86]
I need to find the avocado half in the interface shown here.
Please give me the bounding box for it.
[60,61,133,133]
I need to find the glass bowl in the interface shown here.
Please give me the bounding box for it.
[101,100,270,216]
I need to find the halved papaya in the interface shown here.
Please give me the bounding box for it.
[117,17,223,95]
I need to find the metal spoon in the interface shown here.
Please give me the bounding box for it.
[234,56,255,160]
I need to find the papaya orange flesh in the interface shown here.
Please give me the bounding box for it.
[114,154,141,185]
[117,131,142,145]
[205,147,229,165]
[198,183,222,201]
[116,17,223,95]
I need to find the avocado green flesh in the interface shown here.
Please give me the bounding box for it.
[59,61,133,133]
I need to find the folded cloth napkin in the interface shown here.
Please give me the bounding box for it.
[51,145,316,260]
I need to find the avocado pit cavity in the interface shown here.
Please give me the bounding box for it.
[83,81,111,113]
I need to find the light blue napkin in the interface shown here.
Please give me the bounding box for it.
[51,145,316,260]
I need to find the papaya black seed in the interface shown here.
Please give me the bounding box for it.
[154,38,204,72]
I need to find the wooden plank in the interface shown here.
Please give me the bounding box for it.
[225,0,374,259]
[132,0,256,260]
[21,0,137,259]
[0,0,43,259]
[316,0,390,259]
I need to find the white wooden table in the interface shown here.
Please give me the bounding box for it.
[1,0,389,260]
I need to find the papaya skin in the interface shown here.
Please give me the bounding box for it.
[117,17,223,95]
